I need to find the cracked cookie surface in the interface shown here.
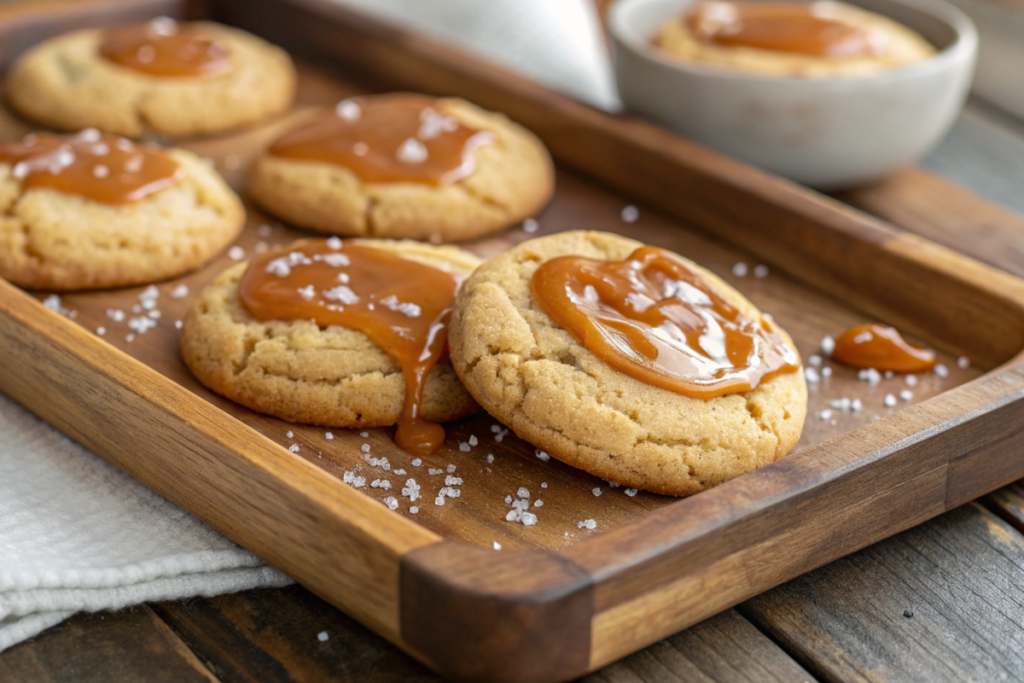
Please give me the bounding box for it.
[449,231,807,496]
[0,148,244,290]
[246,97,554,243]
[181,239,481,429]
[6,22,295,138]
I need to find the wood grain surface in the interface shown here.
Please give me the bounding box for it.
[3,0,1024,681]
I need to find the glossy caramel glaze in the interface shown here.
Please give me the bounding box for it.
[531,246,800,399]
[267,94,493,187]
[239,239,464,454]
[685,1,881,58]
[99,18,231,77]
[831,323,936,372]
[0,129,184,204]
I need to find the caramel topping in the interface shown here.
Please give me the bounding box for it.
[239,239,464,454]
[831,323,936,372]
[0,129,184,204]
[531,246,800,399]
[685,1,881,58]
[268,94,494,187]
[99,18,231,77]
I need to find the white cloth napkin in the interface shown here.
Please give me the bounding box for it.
[0,391,292,651]
[0,0,615,654]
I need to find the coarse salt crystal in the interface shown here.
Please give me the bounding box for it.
[521,512,538,526]
[851,398,863,412]
[732,262,748,277]
[318,631,329,642]
[884,394,897,407]
[900,390,913,401]
[493,541,501,550]
[412,458,422,466]
[804,367,820,384]
[327,236,343,249]
[754,264,769,278]
[359,431,369,437]
[957,356,971,369]
[809,355,822,367]
[336,98,361,121]
[534,500,544,508]
[410,506,419,514]
[459,442,471,452]
[96,327,106,335]
[445,475,463,486]
[325,432,333,440]
[504,495,513,504]
[289,444,300,452]
[126,334,135,342]
[361,444,370,453]
[906,374,919,387]
[819,409,833,420]
[541,482,548,489]
[468,435,478,446]
[621,205,639,223]
[228,246,245,261]
[397,138,428,164]
[578,519,597,530]
[821,367,832,378]
[486,454,495,464]
[535,450,550,462]
[169,284,189,299]
[935,363,949,378]
[447,464,456,473]
[592,487,602,497]
[625,488,638,497]
[517,487,530,499]
[384,497,399,510]
[435,496,445,506]
[287,431,294,438]
[523,218,539,233]
[821,336,835,357]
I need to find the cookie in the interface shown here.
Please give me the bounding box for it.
[247,94,554,243]
[181,239,482,434]
[0,130,244,291]
[449,231,807,496]
[7,19,295,138]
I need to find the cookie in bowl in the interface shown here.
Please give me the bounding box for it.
[0,129,244,290]
[181,238,481,455]
[448,231,806,496]
[654,0,935,77]
[247,93,554,243]
[7,17,295,137]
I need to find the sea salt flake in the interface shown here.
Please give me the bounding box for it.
[821,336,836,357]
[397,138,428,164]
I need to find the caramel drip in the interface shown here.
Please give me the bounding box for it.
[239,240,464,454]
[268,94,494,187]
[531,246,800,399]
[0,130,184,204]
[831,323,936,372]
[99,18,231,77]
[686,1,880,58]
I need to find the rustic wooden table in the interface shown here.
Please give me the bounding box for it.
[2,89,1024,683]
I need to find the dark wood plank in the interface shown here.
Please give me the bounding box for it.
[583,609,815,683]
[986,483,1024,535]
[151,586,439,683]
[0,606,218,683]
[740,502,1024,683]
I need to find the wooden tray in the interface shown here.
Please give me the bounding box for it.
[3,1,1024,681]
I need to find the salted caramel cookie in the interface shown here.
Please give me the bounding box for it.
[654,0,935,78]
[181,239,481,451]
[0,129,244,291]
[449,231,807,496]
[247,93,554,243]
[7,18,295,137]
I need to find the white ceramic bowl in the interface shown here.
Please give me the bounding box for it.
[609,0,978,189]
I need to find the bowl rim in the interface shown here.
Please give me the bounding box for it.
[608,0,979,85]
